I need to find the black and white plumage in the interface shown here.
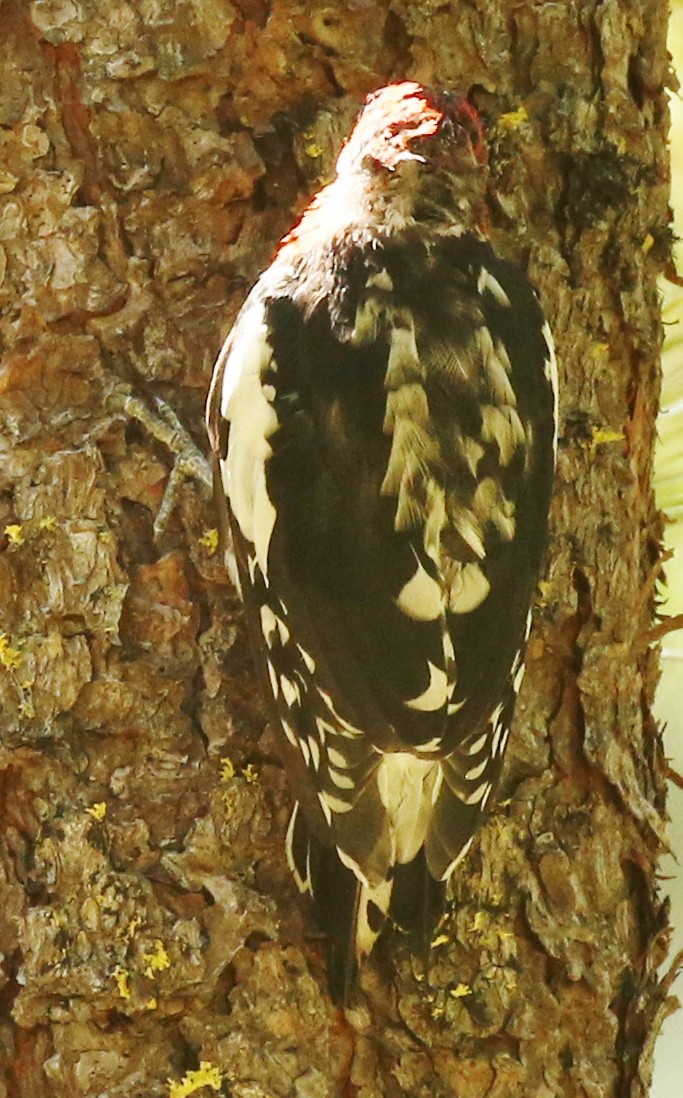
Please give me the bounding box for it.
[207,83,557,1001]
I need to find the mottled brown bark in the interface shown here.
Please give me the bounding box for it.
[0,1,676,1095]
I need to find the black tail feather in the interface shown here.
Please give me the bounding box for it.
[390,848,446,956]
[289,808,447,1002]
[305,829,362,1005]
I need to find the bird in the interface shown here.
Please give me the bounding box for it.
[206,81,557,1003]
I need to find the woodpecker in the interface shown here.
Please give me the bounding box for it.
[207,82,557,1002]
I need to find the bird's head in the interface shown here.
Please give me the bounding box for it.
[334,82,489,234]
[337,83,485,175]
[277,84,490,263]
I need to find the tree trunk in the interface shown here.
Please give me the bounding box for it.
[0,1,676,1095]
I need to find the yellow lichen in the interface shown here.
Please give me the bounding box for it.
[304,138,323,158]
[4,523,25,546]
[0,634,21,671]
[497,105,528,130]
[220,756,235,781]
[450,982,472,998]
[592,342,611,358]
[143,939,171,978]
[168,1062,223,1098]
[198,528,219,555]
[86,802,107,821]
[241,763,259,784]
[471,911,488,934]
[126,914,144,940]
[589,426,626,451]
[112,965,131,1000]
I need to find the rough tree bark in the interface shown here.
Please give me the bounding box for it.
[0,1,677,1095]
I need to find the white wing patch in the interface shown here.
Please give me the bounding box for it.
[308,736,321,770]
[464,757,488,781]
[464,780,492,806]
[329,767,354,790]
[472,478,516,542]
[218,302,271,413]
[266,659,279,698]
[460,434,485,476]
[513,662,525,693]
[317,690,364,738]
[285,803,312,893]
[261,603,294,664]
[250,463,276,575]
[439,835,475,882]
[477,326,516,405]
[463,731,488,756]
[489,703,508,756]
[322,791,354,815]
[396,552,444,621]
[405,660,449,711]
[281,719,298,748]
[327,746,347,769]
[449,561,491,613]
[220,305,278,573]
[451,509,485,559]
[280,675,300,707]
[481,404,525,465]
[385,315,420,388]
[542,321,559,461]
[351,295,383,344]
[317,791,333,826]
[477,266,512,308]
[297,644,316,673]
[366,268,393,291]
[260,604,278,646]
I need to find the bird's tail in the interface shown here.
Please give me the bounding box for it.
[286,800,448,1004]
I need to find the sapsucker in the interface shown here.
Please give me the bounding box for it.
[207,82,558,1001]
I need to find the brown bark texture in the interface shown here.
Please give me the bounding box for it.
[0,0,677,1095]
